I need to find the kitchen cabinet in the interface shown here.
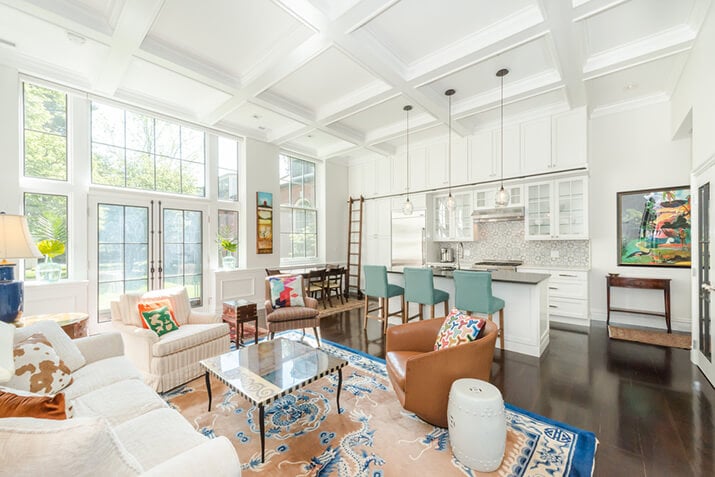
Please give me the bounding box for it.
[391,193,426,211]
[521,268,589,327]
[426,142,449,189]
[468,130,496,183]
[451,135,469,187]
[551,107,587,171]
[390,153,407,194]
[349,157,391,198]
[473,185,523,210]
[497,125,521,179]
[409,146,428,192]
[521,117,551,175]
[433,191,473,241]
[374,158,391,196]
[363,198,392,268]
[525,176,588,240]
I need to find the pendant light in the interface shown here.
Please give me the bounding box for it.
[402,104,414,215]
[445,89,456,210]
[495,68,510,207]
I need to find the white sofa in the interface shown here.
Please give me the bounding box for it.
[110,287,230,392]
[0,325,241,477]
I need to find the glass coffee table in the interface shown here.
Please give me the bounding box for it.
[200,338,348,462]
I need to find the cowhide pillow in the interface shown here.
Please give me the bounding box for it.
[7,333,73,395]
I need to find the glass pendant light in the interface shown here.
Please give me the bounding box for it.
[445,89,456,210]
[402,105,414,215]
[495,68,510,207]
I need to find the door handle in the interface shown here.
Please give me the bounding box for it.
[702,283,715,293]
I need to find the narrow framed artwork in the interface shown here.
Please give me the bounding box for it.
[616,186,691,267]
[256,192,273,254]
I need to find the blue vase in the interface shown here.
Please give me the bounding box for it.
[0,264,23,324]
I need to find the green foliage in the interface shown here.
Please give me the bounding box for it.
[23,84,67,180]
[217,225,237,254]
[37,239,65,259]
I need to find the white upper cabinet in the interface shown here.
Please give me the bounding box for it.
[496,125,521,179]
[525,175,588,240]
[374,157,391,196]
[521,117,552,175]
[473,184,523,210]
[433,191,473,242]
[551,107,587,171]
[409,146,428,192]
[451,135,469,187]
[426,142,449,188]
[390,153,407,194]
[468,130,496,183]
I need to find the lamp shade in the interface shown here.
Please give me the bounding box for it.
[0,213,42,261]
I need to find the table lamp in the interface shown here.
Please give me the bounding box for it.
[0,212,43,324]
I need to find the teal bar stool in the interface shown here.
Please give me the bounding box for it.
[362,265,405,334]
[403,267,450,320]
[453,270,505,349]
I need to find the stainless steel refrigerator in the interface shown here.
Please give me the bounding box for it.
[391,210,425,267]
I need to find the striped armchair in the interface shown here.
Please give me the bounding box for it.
[264,275,321,347]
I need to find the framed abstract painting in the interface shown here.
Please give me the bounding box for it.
[616,186,691,267]
[256,192,273,254]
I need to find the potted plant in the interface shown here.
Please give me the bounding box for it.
[217,228,237,269]
[36,239,64,282]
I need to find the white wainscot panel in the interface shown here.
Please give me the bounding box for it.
[24,281,89,316]
[215,269,266,314]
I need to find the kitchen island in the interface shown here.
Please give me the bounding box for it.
[387,267,550,357]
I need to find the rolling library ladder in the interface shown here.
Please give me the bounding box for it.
[345,196,364,299]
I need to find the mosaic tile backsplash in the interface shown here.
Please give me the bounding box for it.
[438,221,591,268]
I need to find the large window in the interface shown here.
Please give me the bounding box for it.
[24,193,68,280]
[91,102,206,196]
[217,209,238,265]
[279,154,317,260]
[23,83,67,180]
[218,136,238,201]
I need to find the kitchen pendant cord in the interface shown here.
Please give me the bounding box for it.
[448,91,452,197]
[405,105,410,201]
[500,73,504,190]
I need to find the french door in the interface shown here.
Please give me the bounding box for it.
[696,166,715,386]
[89,194,206,322]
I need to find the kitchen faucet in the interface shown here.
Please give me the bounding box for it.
[456,242,464,270]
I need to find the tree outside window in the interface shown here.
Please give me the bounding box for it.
[23,83,67,181]
[24,193,68,280]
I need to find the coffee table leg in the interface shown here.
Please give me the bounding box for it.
[254,317,259,344]
[259,404,265,463]
[205,371,212,412]
[337,368,343,414]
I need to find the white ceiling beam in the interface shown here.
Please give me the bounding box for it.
[93,0,166,95]
[539,0,588,109]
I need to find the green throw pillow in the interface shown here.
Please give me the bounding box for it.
[140,306,179,336]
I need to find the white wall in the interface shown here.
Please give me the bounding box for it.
[589,101,691,330]
[324,161,349,263]
[0,65,20,213]
[671,1,715,170]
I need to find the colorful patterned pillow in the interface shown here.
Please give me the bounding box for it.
[7,333,73,395]
[434,309,486,351]
[138,300,180,337]
[269,275,306,308]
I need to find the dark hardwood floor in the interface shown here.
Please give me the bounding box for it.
[317,309,715,477]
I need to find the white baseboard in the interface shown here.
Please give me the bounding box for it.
[590,309,691,333]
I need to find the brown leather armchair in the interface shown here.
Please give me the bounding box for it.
[385,317,498,428]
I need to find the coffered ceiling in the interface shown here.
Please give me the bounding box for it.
[0,0,710,160]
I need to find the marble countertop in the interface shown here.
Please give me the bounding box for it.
[387,267,550,285]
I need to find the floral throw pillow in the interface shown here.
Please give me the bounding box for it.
[7,333,73,395]
[138,300,180,337]
[434,309,486,351]
[269,276,306,308]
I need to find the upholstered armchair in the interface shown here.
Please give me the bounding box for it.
[111,287,230,392]
[264,275,321,346]
[385,317,498,427]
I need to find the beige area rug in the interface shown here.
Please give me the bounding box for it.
[608,325,691,349]
[164,332,597,476]
[317,298,364,319]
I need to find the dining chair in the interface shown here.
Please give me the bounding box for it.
[306,268,328,307]
[265,268,282,276]
[325,266,345,306]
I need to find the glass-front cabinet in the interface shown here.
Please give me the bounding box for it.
[525,176,588,240]
[474,185,523,209]
[433,192,473,241]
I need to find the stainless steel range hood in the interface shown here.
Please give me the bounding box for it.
[471,206,525,222]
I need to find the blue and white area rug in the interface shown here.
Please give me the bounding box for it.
[164,332,597,476]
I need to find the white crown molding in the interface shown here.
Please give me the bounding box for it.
[0,49,93,92]
[6,0,115,38]
[320,89,400,125]
[316,78,391,121]
[571,0,630,23]
[365,111,438,145]
[589,91,669,118]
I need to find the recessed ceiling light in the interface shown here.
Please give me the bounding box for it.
[258,126,266,131]
[66,31,86,45]
[252,114,261,120]
[624,82,638,91]
[307,134,313,139]
[0,38,16,48]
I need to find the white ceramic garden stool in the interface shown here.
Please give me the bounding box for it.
[447,378,506,472]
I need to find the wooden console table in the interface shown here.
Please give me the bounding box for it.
[606,275,672,333]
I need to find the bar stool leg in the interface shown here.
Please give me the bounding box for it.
[363,295,369,330]
[430,304,435,319]
[498,308,505,350]
[418,304,423,321]
[402,296,407,324]
[443,300,449,316]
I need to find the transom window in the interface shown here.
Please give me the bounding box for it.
[91,102,206,196]
[23,83,67,181]
[279,154,317,260]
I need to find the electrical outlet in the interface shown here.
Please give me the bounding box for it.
[550,250,559,259]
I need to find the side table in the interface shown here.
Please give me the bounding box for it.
[606,275,672,333]
[222,299,258,346]
[19,312,89,339]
